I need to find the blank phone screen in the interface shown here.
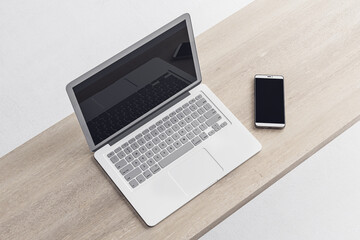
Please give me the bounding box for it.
[255,77,285,124]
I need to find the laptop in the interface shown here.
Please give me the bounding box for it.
[66,13,261,226]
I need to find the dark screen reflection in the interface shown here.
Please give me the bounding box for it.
[73,21,197,145]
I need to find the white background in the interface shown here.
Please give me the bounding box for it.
[1,1,359,239]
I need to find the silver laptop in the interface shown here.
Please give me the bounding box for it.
[66,13,261,226]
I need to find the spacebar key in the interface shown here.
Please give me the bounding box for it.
[159,142,194,168]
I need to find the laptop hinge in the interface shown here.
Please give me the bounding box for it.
[108,91,190,146]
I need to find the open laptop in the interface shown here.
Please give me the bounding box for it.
[66,13,261,226]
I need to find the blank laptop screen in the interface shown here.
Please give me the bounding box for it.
[73,21,197,145]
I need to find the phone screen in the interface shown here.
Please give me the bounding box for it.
[255,77,285,124]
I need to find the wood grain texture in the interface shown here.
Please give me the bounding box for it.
[1,0,360,239]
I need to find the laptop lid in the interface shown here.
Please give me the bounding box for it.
[66,14,202,151]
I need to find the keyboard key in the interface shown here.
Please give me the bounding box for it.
[159,142,194,168]
[140,163,148,171]
[182,103,189,108]
[199,123,208,131]
[189,98,196,104]
[145,151,154,158]
[114,147,122,153]
[160,149,169,157]
[121,143,129,148]
[149,125,156,130]
[169,111,176,117]
[185,116,193,123]
[144,134,152,141]
[135,133,142,139]
[165,128,174,136]
[164,121,172,128]
[179,129,187,136]
[172,132,180,140]
[136,174,146,184]
[178,120,187,127]
[176,112,185,119]
[170,117,179,124]
[157,125,166,132]
[203,103,211,110]
[137,138,146,145]
[193,128,201,135]
[153,154,162,162]
[195,98,207,107]
[132,159,141,167]
[152,146,160,154]
[220,122,228,128]
[115,159,127,169]
[186,132,195,140]
[124,167,141,181]
[156,120,163,126]
[139,146,147,153]
[110,155,119,163]
[185,124,193,132]
[191,112,199,119]
[107,152,115,158]
[124,146,132,154]
[150,129,159,137]
[165,137,174,145]
[191,136,202,146]
[117,151,126,159]
[176,107,183,113]
[147,158,155,166]
[167,145,175,153]
[174,141,182,148]
[143,170,152,179]
[180,136,188,144]
[213,123,221,131]
[198,116,206,123]
[150,164,161,174]
[159,142,167,149]
[142,129,149,135]
[162,116,169,121]
[208,130,215,136]
[132,150,140,158]
[129,138,136,144]
[159,133,167,140]
[129,179,139,188]
[172,124,180,131]
[120,164,133,175]
[197,107,205,115]
[199,132,208,140]
[125,155,134,162]
[146,141,154,149]
[139,155,147,163]
[152,137,161,145]
[131,142,139,150]
[204,109,217,119]
[191,120,200,127]
[189,105,197,111]
[206,114,222,126]
[183,108,191,115]
[195,94,203,100]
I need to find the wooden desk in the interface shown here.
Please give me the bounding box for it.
[1,0,360,239]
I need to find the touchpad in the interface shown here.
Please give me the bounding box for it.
[169,148,223,196]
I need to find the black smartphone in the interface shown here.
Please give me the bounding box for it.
[255,74,285,128]
[173,42,192,59]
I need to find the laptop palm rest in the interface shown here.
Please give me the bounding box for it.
[169,148,223,196]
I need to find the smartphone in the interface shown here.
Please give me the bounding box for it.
[255,74,285,128]
[173,42,192,59]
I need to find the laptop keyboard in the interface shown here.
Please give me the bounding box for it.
[106,93,228,188]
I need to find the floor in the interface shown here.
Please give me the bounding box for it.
[1,1,359,239]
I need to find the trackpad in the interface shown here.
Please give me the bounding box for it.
[169,148,223,196]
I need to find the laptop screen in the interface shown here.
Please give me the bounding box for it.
[73,20,198,145]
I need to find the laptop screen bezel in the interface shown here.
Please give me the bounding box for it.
[66,14,202,152]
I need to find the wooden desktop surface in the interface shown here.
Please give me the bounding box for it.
[1,0,360,239]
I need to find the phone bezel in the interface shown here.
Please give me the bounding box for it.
[254,74,285,129]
